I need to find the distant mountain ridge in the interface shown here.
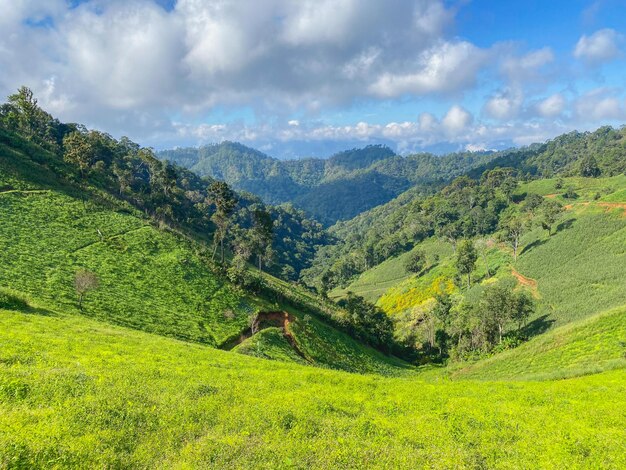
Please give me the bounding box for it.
[158,143,497,225]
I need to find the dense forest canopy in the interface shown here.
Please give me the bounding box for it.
[158,143,499,225]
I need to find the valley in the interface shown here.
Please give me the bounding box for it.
[1,87,625,468]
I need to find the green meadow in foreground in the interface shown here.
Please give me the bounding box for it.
[1,307,625,469]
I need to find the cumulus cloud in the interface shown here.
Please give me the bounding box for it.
[484,89,523,120]
[369,41,487,97]
[574,29,622,64]
[501,47,554,83]
[442,105,473,135]
[0,0,467,129]
[574,88,625,121]
[536,94,566,118]
[0,0,625,156]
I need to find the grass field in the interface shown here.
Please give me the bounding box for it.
[1,306,625,469]
[330,238,454,303]
[448,306,626,381]
[516,204,626,326]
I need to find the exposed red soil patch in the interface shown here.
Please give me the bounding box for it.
[511,267,539,298]
[223,311,310,362]
[598,202,626,216]
[562,201,626,216]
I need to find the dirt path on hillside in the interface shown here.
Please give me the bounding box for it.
[511,267,539,298]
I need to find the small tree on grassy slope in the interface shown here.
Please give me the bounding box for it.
[500,215,525,260]
[74,269,99,311]
[539,199,564,236]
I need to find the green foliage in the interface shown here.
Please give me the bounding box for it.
[455,239,478,288]
[159,143,497,225]
[337,293,395,351]
[404,249,426,274]
[579,154,601,178]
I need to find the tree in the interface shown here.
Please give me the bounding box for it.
[337,292,394,350]
[456,239,477,288]
[404,249,426,274]
[479,283,512,344]
[474,238,492,278]
[500,215,525,260]
[74,269,99,311]
[509,290,535,330]
[539,199,564,236]
[63,131,95,179]
[478,282,535,344]
[554,177,564,190]
[579,155,601,178]
[251,208,273,271]
[500,177,517,203]
[522,193,544,215]
[209,181,237,263]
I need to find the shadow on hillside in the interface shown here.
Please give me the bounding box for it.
[416,263,438,278]
[520,238,547,256]
[521,315,554,338]
[556,218,576,233]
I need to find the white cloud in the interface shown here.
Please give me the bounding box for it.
[574,29,622,64]
[442,105,473,135]
[536,93,566,118]
[1,0,459,121]
[417,112,439,132]
[369,41,487,97]
[574,89,625,120]
[502,47,554,82]
[484,89,523,120]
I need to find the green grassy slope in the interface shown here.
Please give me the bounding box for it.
[0,127,408,373]
[233,327,308,364]
[450,306,626,381]
[330,238,454,303]
[1,307,625,469]
[0,189,255,346]
[336,177,626,330]
[516,205,626,326]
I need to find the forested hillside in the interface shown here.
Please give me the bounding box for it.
[307,126,626,289]
[0,88,404,373]
[159,143,497,224]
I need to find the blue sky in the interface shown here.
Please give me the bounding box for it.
[1,0,625,158]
